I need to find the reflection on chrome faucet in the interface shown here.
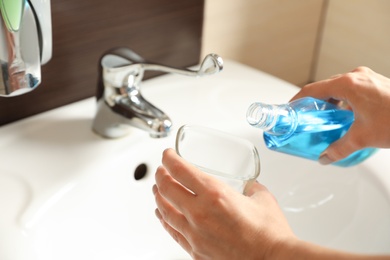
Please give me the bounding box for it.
[92,47,223,138]
[0,0,52,97]
[4,23,27,91]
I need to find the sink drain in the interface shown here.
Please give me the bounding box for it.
[134,163,148,180]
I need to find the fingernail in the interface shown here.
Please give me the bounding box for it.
[152,184,158,195]
[330,74,342,79]
[319,152,333,165]
[155,208,162,220]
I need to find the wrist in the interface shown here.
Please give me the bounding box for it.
[265,236,301,260]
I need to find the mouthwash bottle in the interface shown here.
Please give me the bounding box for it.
[246,97,377,167]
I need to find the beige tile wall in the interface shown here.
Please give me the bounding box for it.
[314,0,390,80]
[201,0,325,86]
[202,0,390,86]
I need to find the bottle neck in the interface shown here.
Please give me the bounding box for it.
[246,102,295,135]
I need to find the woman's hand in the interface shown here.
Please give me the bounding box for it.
[153,148,390,259]
[291,66,390,164]
[153,148,295,260]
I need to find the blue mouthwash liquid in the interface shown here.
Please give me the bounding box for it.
[247,97,377,167]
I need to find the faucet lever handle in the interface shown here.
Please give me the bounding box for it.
[100,48,223,89]
[140,53,224,77]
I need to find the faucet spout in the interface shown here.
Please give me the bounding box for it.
[92,82,172,138]
[92,48,223,139]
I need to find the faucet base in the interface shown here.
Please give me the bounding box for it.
[92,100,134,138]
[92,99,172,139]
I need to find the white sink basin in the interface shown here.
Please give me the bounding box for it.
[0,61,389,259]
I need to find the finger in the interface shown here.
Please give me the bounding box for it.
[161,148,217,195]
[155,209,193,254]
[154,166,194,214]
[319,126,363,164]
[153,184,190,235]
[290,76,351,102]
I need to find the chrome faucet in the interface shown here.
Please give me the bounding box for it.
[0,0,52,97]
[92,47,223,138]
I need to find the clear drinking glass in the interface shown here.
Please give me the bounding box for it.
[175,125,261,194]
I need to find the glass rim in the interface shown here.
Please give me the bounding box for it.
[175,124,261,181]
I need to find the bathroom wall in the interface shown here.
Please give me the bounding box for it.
[201,0,326,86]
[2,1,389,125]
[202,0,390,86]
[0,0,204,125]
[313,0,390,80]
